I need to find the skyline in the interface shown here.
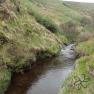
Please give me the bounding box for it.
[63,0,94,3]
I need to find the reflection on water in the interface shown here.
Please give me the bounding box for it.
[6,56,74,94]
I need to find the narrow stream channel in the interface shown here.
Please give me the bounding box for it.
[6,44,75,94]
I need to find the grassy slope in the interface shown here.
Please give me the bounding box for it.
[0,0,62,93]
[0,0,93,93]
[59,39,94,94]
[30,0,82,23]
[32,0,94,43]
[29,0,84,43]
[20,1,94,94]
[63,1,94,16]
[0,0,82,93]
[64,1,94,32]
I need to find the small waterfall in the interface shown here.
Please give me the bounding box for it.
[60,44,76,59]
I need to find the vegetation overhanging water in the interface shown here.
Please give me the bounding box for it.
[5,44,76,94]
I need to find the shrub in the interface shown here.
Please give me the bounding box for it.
[60,21,80,43]
[76,39,94,55]
[29,9,60,33]
[78,32,94,42]
[36,16,59,33]
[80,15,93,27]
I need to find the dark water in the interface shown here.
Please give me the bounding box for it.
[6,55,74,94]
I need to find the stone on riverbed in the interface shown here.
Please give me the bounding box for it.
[60,44,76,59]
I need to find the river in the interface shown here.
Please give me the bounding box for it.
[5,44,75,94]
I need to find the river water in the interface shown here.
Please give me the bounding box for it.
[6,45,75,94]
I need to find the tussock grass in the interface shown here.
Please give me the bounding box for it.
[59,55,94,94]
[76,39,94,55]
[60,38,94,94]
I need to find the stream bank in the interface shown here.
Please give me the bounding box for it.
[0,46,60,94]
[5,44,76,94]
[59,39,94,94]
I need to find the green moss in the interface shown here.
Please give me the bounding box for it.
[0,68,11,94]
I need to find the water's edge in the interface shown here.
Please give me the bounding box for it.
[5,44,76,94]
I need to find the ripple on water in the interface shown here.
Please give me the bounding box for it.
[6,45,75,94]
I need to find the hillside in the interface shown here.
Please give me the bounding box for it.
[0,0,94,94]
[63,1,94,16]
[29,0,91,42]
[0,0,61,93]
[32,0,94,40]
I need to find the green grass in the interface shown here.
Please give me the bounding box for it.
[76,38,94,55]
[0,0,94,94]
[63,1,94,17]
[59,55,94,94]
[59,38,94,94]
[29,0,84,43]
[63,1,94,31]
[0,68,11,94]
[29,0,82,24]
[0,0,62,93]
[28,9,60,33]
